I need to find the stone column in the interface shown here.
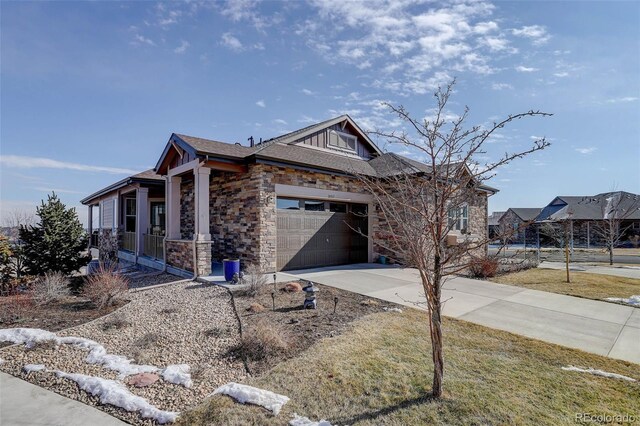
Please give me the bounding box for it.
[194,166,211,241]
[167,175,182,239]
[136,187,149,257]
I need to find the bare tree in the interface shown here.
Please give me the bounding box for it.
[592,192,640,265]
[2,209,35,230]
[1,209,35,278]
[355,80,551,398]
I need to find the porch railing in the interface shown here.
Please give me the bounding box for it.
[122,231,136,252]
[143,233,164,260]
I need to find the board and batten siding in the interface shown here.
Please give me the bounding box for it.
[294,123,375,159]
[100,198,116,230]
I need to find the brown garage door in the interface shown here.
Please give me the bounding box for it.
[276,197,368,271]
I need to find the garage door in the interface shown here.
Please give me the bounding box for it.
[276,197,368,271]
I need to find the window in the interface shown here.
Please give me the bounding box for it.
[101,199,114,229]
[328,130,357,152]
[304,200,325,211]
[329,203,347,213]
[351,204,368,216]
[150,202,165,235]
[448,205,468,232]
[125,198,136,232]
[277,198,300,210]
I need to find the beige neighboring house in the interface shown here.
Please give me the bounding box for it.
[81,115,497,278]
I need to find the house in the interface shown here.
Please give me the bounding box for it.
[535,192,640,248]
[498,208,541,245]
[487,211,506,240]
[82,115,496,277]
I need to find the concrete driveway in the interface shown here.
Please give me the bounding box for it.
[281,264,639,364]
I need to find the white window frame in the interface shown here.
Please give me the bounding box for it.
[328,129,357,153]
[448,204,469,233]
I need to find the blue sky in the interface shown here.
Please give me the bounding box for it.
[1,0,639,225]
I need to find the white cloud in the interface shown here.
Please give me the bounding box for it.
[221,33,244,51]
[297,115,317,124]
[512,25,550,45]
[273,119,287,125]
[255,100,266,108]
[0,155,138,175]
[553,72,569,78]
[131,34,155,46]
[301,89,316,96]
[174,40,190,54]
[575,147,597,154]
[515,65,538,72]
[605,96,639,103]
[492,82,513,90]
[32,186,84,194]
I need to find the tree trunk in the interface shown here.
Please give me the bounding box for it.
[564,225,570,283]
[429,303,444,398]
[429,258,444,398]
[609,246,614,266]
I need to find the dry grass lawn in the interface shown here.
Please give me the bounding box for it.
[490,268,640,302]
[179,309,639,426]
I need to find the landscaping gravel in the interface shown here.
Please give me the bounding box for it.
[0,281,247,425]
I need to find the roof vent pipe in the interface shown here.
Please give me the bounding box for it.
[248,136,254,147]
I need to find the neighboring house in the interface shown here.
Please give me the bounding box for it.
[498,208,541,245]
[82,115,496,277]
[535,191,640,248]
[487,211,506,240]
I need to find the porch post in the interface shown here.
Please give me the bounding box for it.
[136,187,149,257]
[87,205,93,250]
[167,175,182,239]
[194,166,211,241]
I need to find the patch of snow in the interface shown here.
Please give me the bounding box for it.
[23,364,46,373]
[383,307,403,313]
[213,382,290,415]
[561,365,637,382]
[0,328,190,385]
[605,295,640,307]
[55,371,178,424]
[290,413,333,426]
[161,364,192,388]
[0,328,58,349]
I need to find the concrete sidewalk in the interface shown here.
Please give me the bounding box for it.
[539,261,640,280]
[0,371,126,426]
[282,264,639,364]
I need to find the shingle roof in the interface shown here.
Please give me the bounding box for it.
[131,169,164,181]
[509,208,542,221]
[537,192,640,221]
[174,134,255,159]
[81,169,164,205]
[254,143,378,176]
[488,211,506,226]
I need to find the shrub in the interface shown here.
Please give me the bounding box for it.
[284,281,302,293]
[239,263,268,297]
[133,332,161,349]
[469,257,499,278]
[101,315,130,331]
[247,302,266,313]
[204,326,230,338]
[83,264,128,309]
[237,320,290,361]
[31,271,70,306]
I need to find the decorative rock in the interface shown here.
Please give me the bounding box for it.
[126,372,160,387]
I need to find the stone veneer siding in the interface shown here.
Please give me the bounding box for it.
[165,240,212,276]
[203,162,489,271]
[180,178,195,240]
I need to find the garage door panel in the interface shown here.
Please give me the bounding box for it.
[277,199,369,271]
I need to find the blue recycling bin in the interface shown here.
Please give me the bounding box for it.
[223,259,240,282]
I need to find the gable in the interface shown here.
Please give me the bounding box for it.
[292,122,376,159]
